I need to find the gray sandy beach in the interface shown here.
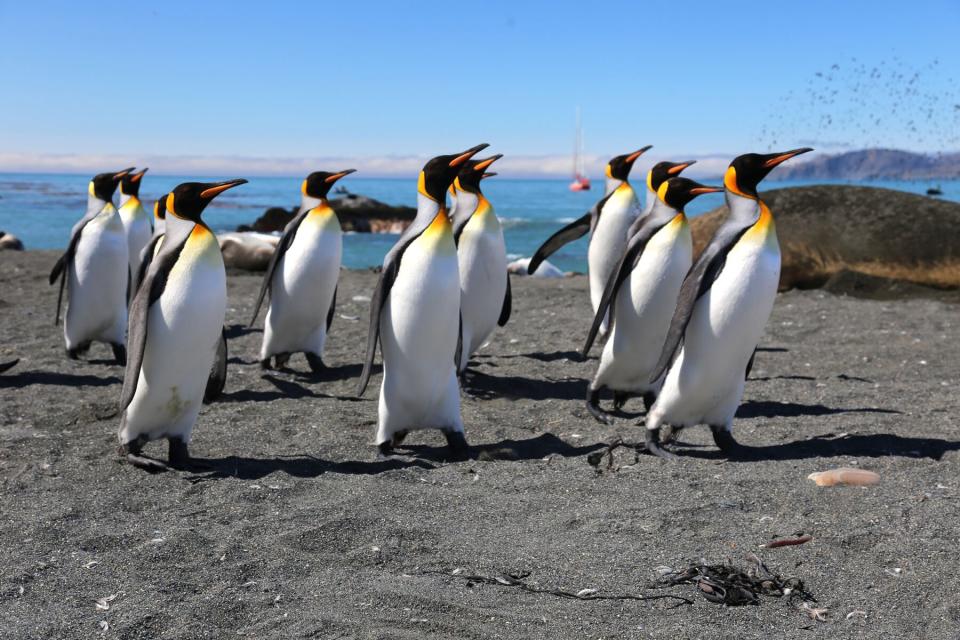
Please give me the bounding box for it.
[1,250,959,638]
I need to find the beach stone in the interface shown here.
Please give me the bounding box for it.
[240,195,416,234]
[217,232,279,271]
[691,185,960,290]
[0,231,24,250]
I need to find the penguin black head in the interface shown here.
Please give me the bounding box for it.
[455,154,503,194]
[167,179,248,223]
[302,169,357,199]
[418,144,490,203]
[90,167,134,202]
[657,177,723,212]
[725,148,813,198]
[120,168,148,197]
[154,194,168,221]
[605,146,652,181]
[648,160,696,193]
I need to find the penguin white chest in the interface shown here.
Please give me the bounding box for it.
[378,215,462,437]
[458,204,507,359]
[124,227,227,441]
[588,186,639,312]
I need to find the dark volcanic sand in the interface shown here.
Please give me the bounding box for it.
[2,250,959,639]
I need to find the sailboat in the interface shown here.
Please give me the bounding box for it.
[569,107,591,192]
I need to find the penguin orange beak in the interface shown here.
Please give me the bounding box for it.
[200,179,248,199]
[449,143,490,168]
[473,154,503,172]
[325,169,357,183]
[130,168,149,183]
[625,145,653,164]
[689,186,724,195]
[668,160,697,175]
[114,167,135,180]
[762,147,813,169]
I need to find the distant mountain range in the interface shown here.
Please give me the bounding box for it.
[777,149,960,180]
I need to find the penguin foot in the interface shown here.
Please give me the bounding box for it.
[274,353,291,370]
[659,424,678,445]
[644,427,678,460]
[0,359,19,374]
[119,436,169,472]
[66,342,91,360]
[443,430,470,461]
[612,391,630,411]
[586,388,613,425]
[305,353,326,374]
[391,430,408,447]
[111,343,127,366]
[642,392,656,412]
[167,437,209,470]
[376,441,401,461]
[710,426,753,460]
[259,357,273,370]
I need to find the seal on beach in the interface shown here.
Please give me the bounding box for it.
[527,147,652,336]
[118,168,152,297]
[118,178,246,471]
[49,169,133,364]
[581,177,723,423]
[249,169,356,372]
[645,148,812,459]
[357,144,489,459]
[452,155,510,374]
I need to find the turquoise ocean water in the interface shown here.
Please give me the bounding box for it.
[1,173,957,272]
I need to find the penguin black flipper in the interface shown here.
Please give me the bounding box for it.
[745,348,757,379]
[526,193,614,274]
[119,234,190,412]
[133,235,163,296]
[0,359,19,374]
[649,226,751,383]
[357,214,436,396]
[581,214,667,356]
[248,209,311,326]
[203,328,228,404]
[497,275,512,327]
[327,285,337,332]
[454,311,464,372]
[49,218,92,324]
[452,209,472,245]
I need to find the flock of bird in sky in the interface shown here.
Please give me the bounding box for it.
[37,143,812,470]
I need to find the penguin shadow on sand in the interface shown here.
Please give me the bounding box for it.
[220,367,371,403]
[185,432,605,482]
[477,349,596,363]
[0,368,121,389]
[459,367,589,401]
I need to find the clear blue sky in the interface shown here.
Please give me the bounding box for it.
[1,0,958,175]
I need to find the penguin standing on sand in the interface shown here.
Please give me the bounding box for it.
[49,168,134,363]
[527,147,652,335]
[249,169,356,372]
[118,168,152,292]
[452,154,510,374]
[581,176,722,423]
[118,178,246,470]
[643,148,812,459]
[358,144,489,458]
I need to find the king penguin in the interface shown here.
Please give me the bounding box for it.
[49,168,134,364]
[118,168,152,295]
[581,176,723,423]
[118,178,246,470]
[358,143,489,458]
[643,148,812,459]
[451,154,510,374]
[249,168,356,372]
[527,147,652,335]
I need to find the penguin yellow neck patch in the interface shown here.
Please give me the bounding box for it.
[743,199,777,246]
[724,167,754,199]
[417,172,435,201]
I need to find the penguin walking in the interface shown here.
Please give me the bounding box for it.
[527,147,652,335]
[118,178,246,470]
[49,168,134,364]
[118,168,152,296]
[133,193,228,404]
[581,176,722,424]
[452,154,510,374]
[358,144,488,458]
[249,169,356,372]
[644,148,812,459]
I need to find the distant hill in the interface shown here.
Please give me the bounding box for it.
[776,149,960,180]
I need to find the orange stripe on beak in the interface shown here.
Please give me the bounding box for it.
[668,160,696,175]
[473,154,503,172]
[762,147,814,168]
[625,145,653,164]
[689,186,723,195]
[325,169,357,183]
[200,179,248,199]
[449,143,490,167]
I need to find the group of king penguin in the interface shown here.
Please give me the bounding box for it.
[42,141,809,471]
[528,145,812,458]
